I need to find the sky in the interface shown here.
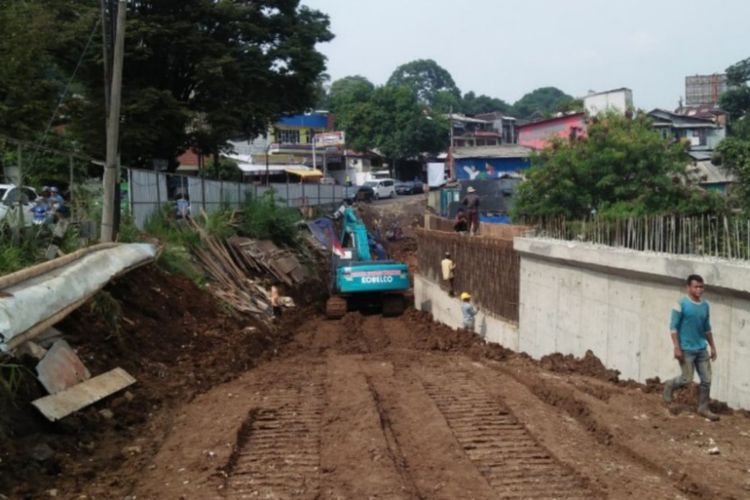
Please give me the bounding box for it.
[301,0,750,111]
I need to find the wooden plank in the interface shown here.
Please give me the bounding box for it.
[31,367,136,421]
[35,339,91,394]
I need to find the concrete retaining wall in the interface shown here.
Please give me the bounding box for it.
[413,275,519,350]
[514,238,750,410]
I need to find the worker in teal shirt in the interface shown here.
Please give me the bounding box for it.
[663,274,720,421]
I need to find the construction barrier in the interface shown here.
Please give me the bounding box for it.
[416,228,520,322]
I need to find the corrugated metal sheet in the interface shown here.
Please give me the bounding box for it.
[126,168,349,229]
[130,169,167,229]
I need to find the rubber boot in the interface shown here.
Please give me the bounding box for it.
[662,379,674,403]
[697,386,720,421]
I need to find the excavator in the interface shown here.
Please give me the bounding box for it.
[324,205,410,319]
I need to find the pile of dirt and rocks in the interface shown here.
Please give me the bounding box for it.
[539,350,621,383]
[0,264,295,498]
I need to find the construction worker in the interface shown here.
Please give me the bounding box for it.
[461,186,480,236]
[460,292,476,331]
[270,284,282,322]
[663,274,720,421]
[453,209,468,233]
[441,251,456,296]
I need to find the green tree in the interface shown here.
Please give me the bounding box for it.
[328,75,375,117]
[387,59,460,107]
[714,138,750,211]
[513,113,721,219]
[726,57,750,86]
[0,1,64,140]
[345,85,447,165]
[460,91,512,115]
[70,0,333,169]
[512,87,573,119]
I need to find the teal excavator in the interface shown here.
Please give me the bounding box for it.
[325,206,410,319]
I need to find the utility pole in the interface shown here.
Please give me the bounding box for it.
[100,0,126,242]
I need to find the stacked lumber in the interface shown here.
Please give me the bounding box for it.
[189,219,271,317]
[228,236,307,287]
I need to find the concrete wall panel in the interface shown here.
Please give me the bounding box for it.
[514,238,750,410]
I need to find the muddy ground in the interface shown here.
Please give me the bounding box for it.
[3,197,750,499]
[0,266,308,499]
[129,308,750,500]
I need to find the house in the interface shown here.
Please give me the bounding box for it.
[176,148,201,173]
[583,88,633,116]
[687,151,736,194]
[675,104,728,127]
[474,112,518,144]
[229,111,335,169]
[449,113,503,148]
[517,112,586,150]
[326,149,383,185]
[453,145,531,180]
[648,109,726,151]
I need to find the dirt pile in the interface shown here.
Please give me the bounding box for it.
[540,350,621,383]
[0,265,290,498]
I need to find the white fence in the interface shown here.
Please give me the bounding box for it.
[126,168,352,229]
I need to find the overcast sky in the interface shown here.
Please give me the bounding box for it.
[302,0,750,110]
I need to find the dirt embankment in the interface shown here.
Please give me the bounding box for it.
[0,265,300,498]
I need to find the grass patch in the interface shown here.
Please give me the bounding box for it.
[238,190,301,247]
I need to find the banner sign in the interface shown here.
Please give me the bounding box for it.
[314,131,345,147]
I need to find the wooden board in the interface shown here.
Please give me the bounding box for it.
[35,339,91,394]
[32,367,136,421]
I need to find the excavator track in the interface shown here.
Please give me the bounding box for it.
[325,296,347,319]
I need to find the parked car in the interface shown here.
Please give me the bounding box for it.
[355,184,375,202]
[341,184,375,203]
[395,181,424,195]
[0,184,38,227]
[363,179,396,199]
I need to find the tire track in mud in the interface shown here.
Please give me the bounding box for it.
[223,365,326,499]
[421,369,597,499]
[365,375,425,499]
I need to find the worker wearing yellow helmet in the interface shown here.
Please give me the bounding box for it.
[460,292,476,331]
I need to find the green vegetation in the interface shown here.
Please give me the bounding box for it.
[0,230,37,275]
[715,55,750,213]
[512,87,575,120]
[1,1,333,171]
[239,191,301,247]
[387,59,461,108]
[513,113,725,219]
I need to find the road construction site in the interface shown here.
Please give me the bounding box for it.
[2,197,750,499]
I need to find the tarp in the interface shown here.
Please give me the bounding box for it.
[427,162,446,187]
[0,243,158,351]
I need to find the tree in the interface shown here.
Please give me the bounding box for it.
[512,87,573,119]
[726,57,750,86]
[0,2,64,140]
[70,0,333,169]
[327,75,374,123]
[513,113,721,219]
[714,138,750,211]
[387,59,460,108]
[460,91,512,115]
[344,85,447,164]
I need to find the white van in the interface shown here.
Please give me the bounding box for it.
[363,179,396,199]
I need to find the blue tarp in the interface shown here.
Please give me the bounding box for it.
[480,214,511,224]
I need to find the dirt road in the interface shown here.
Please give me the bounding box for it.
[129,310,750,500]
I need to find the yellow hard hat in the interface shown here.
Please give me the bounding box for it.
[460,292,471,300]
